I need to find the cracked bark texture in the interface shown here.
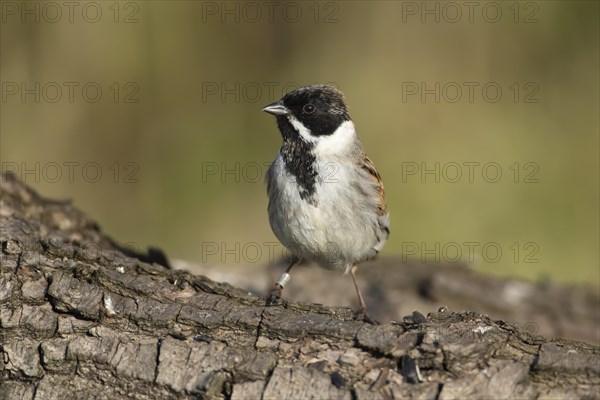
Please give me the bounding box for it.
[1,173,599,400]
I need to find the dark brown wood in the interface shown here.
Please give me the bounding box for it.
[1,173,598,399]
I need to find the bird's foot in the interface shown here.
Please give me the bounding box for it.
[354,307,380,325]
[265,284,283,306]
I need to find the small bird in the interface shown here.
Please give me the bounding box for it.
[262,84,389,322]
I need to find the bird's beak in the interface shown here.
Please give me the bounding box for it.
[262,101,289,116]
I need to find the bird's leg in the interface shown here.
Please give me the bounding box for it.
[350,265,378,324]
[266,258,298,306]
[350,265,368,314]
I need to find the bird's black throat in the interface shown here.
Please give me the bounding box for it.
[276,116,318,202]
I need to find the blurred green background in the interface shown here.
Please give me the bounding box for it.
[1,1,598,288]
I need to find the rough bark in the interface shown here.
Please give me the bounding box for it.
[1,173,599,400]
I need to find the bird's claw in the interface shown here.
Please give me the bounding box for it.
[354,308,380,325]
[265,284,282,306]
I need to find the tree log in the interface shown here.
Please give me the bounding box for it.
[1,173,598,399]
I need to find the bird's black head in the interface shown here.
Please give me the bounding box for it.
[262,84,351,139]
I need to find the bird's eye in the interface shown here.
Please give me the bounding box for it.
[303,104,316,114]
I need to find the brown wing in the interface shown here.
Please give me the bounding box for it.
[361,155,390,240]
